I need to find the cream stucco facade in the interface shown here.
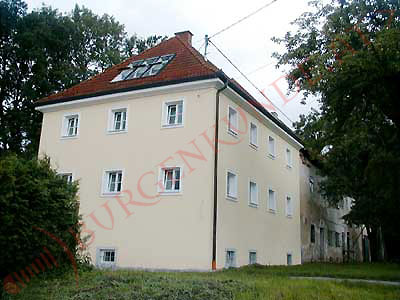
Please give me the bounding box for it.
[38,79,303,270]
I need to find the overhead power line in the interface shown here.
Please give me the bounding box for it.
[246,62,274,76]
[209,0,278,39]
[194,0,279,45]
[208,39,295,125]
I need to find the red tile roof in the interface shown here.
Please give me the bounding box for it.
[36,31,219,104]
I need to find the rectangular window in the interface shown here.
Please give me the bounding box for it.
[287,253,293,266]
[268,189,276,212]
[228,107,238,135]
[342,232,345,248]
[225,250,236,268]
[249,122,258,147]
[110,108,127,132]
[268,136,275,157]
[100,249,116,264]
[335,232,340,248]
[249,181,258,207]
[161,167,181,193]
[286,196,293,217]
[63,114,79,137]
[226,171,238,199]
[249,251,257,265]
[309,176,314,193]
[163,100,183,127]
[104,170,123,194]
[60,173,73,184]
[311,224,316,243]
[286,148,292,168]
[328,230,334,247]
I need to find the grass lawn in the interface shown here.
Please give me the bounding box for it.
[3,263,400,300]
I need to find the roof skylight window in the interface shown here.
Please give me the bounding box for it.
[111,54,175,82]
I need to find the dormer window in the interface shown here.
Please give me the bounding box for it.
[111,54,175,82]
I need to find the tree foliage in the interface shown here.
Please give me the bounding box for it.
[0,155,81,291]
[274,0,400,261]
[0,0,166,157]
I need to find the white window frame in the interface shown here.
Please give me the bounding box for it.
[158,166,183,194]
[225,249,237,268]
[226,170,238,201]
[248,179,258,207]
[268,136,276,158]
[249,250,257,265]
[267,188,277,213]
[286,148,292,168]
[96,247,117,267]
[61,113,80,138]
[286,195,293,217]
[249,122,258,148]
[162,99,184,128]
[102,169,124,196]
[108,107,128,133]
[58,172,74,184]
[227,106,239,136]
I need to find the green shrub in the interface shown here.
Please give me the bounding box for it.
[0,155,81,295]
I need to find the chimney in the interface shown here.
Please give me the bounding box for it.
[174,30,193,45]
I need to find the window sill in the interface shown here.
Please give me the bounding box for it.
[101,192,121,198]
[249,143,258,150]
[286,214,293,219]
[158,191,182,196]
[286,165,292,170]
[268,209,277,214]
[60,135,78,140]
[107,130,128,135]
[162,124,184,129]
[227,129,238,138]
[268,154,276,160]
[226,196,238,202]
[249,203,259,208]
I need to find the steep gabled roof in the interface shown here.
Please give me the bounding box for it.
[36,30,302,146]
[36,31,219,104]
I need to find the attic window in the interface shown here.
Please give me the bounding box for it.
[111,54,175,82]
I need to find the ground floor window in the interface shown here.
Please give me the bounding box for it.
[98,248,116,267]
[287,253,293,265]
[225,250,236,268]
[328,230,334,247]
[249,251,257,265]
[335,232,341,248]
[311,224,316,243]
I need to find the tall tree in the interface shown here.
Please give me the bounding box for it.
[274,0,400,261]
[0,0,165,157]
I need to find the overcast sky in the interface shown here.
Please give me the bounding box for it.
[25,0,319,127]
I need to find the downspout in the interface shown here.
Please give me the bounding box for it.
[212,77,228,270]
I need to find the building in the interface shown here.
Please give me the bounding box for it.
[299,150,365,263]
[36,30,304,270]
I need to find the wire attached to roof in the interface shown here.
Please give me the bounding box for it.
[208,39,295,125]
